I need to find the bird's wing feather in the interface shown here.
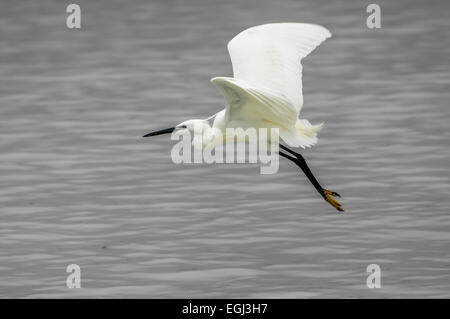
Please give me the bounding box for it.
[211,76,297,129]
[227,23,331,112]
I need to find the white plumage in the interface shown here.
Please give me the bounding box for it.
[210,23,331,148]
[226,23,331,112]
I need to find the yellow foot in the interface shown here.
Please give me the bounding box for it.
[323,189,344,212]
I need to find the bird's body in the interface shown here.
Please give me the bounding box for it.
[144,23,344,212]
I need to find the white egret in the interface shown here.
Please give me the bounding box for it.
[144,23,343,212]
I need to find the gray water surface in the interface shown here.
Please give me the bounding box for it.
[1,0,450,298]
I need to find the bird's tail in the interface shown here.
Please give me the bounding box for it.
[295,119,323,148]
[280,119,323,148]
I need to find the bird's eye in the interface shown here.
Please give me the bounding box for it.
[178,125,187,129]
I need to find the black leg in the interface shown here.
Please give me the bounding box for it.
[279,149,325,199]
[279,145,343,212]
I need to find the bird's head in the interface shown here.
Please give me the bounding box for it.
[142,119,210,138]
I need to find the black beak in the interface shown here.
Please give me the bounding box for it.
[142,127,175,138]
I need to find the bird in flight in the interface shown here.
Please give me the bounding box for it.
[144,23,343,212]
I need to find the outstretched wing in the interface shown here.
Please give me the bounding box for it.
[211,76,297,129]
[227,23,331,112]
